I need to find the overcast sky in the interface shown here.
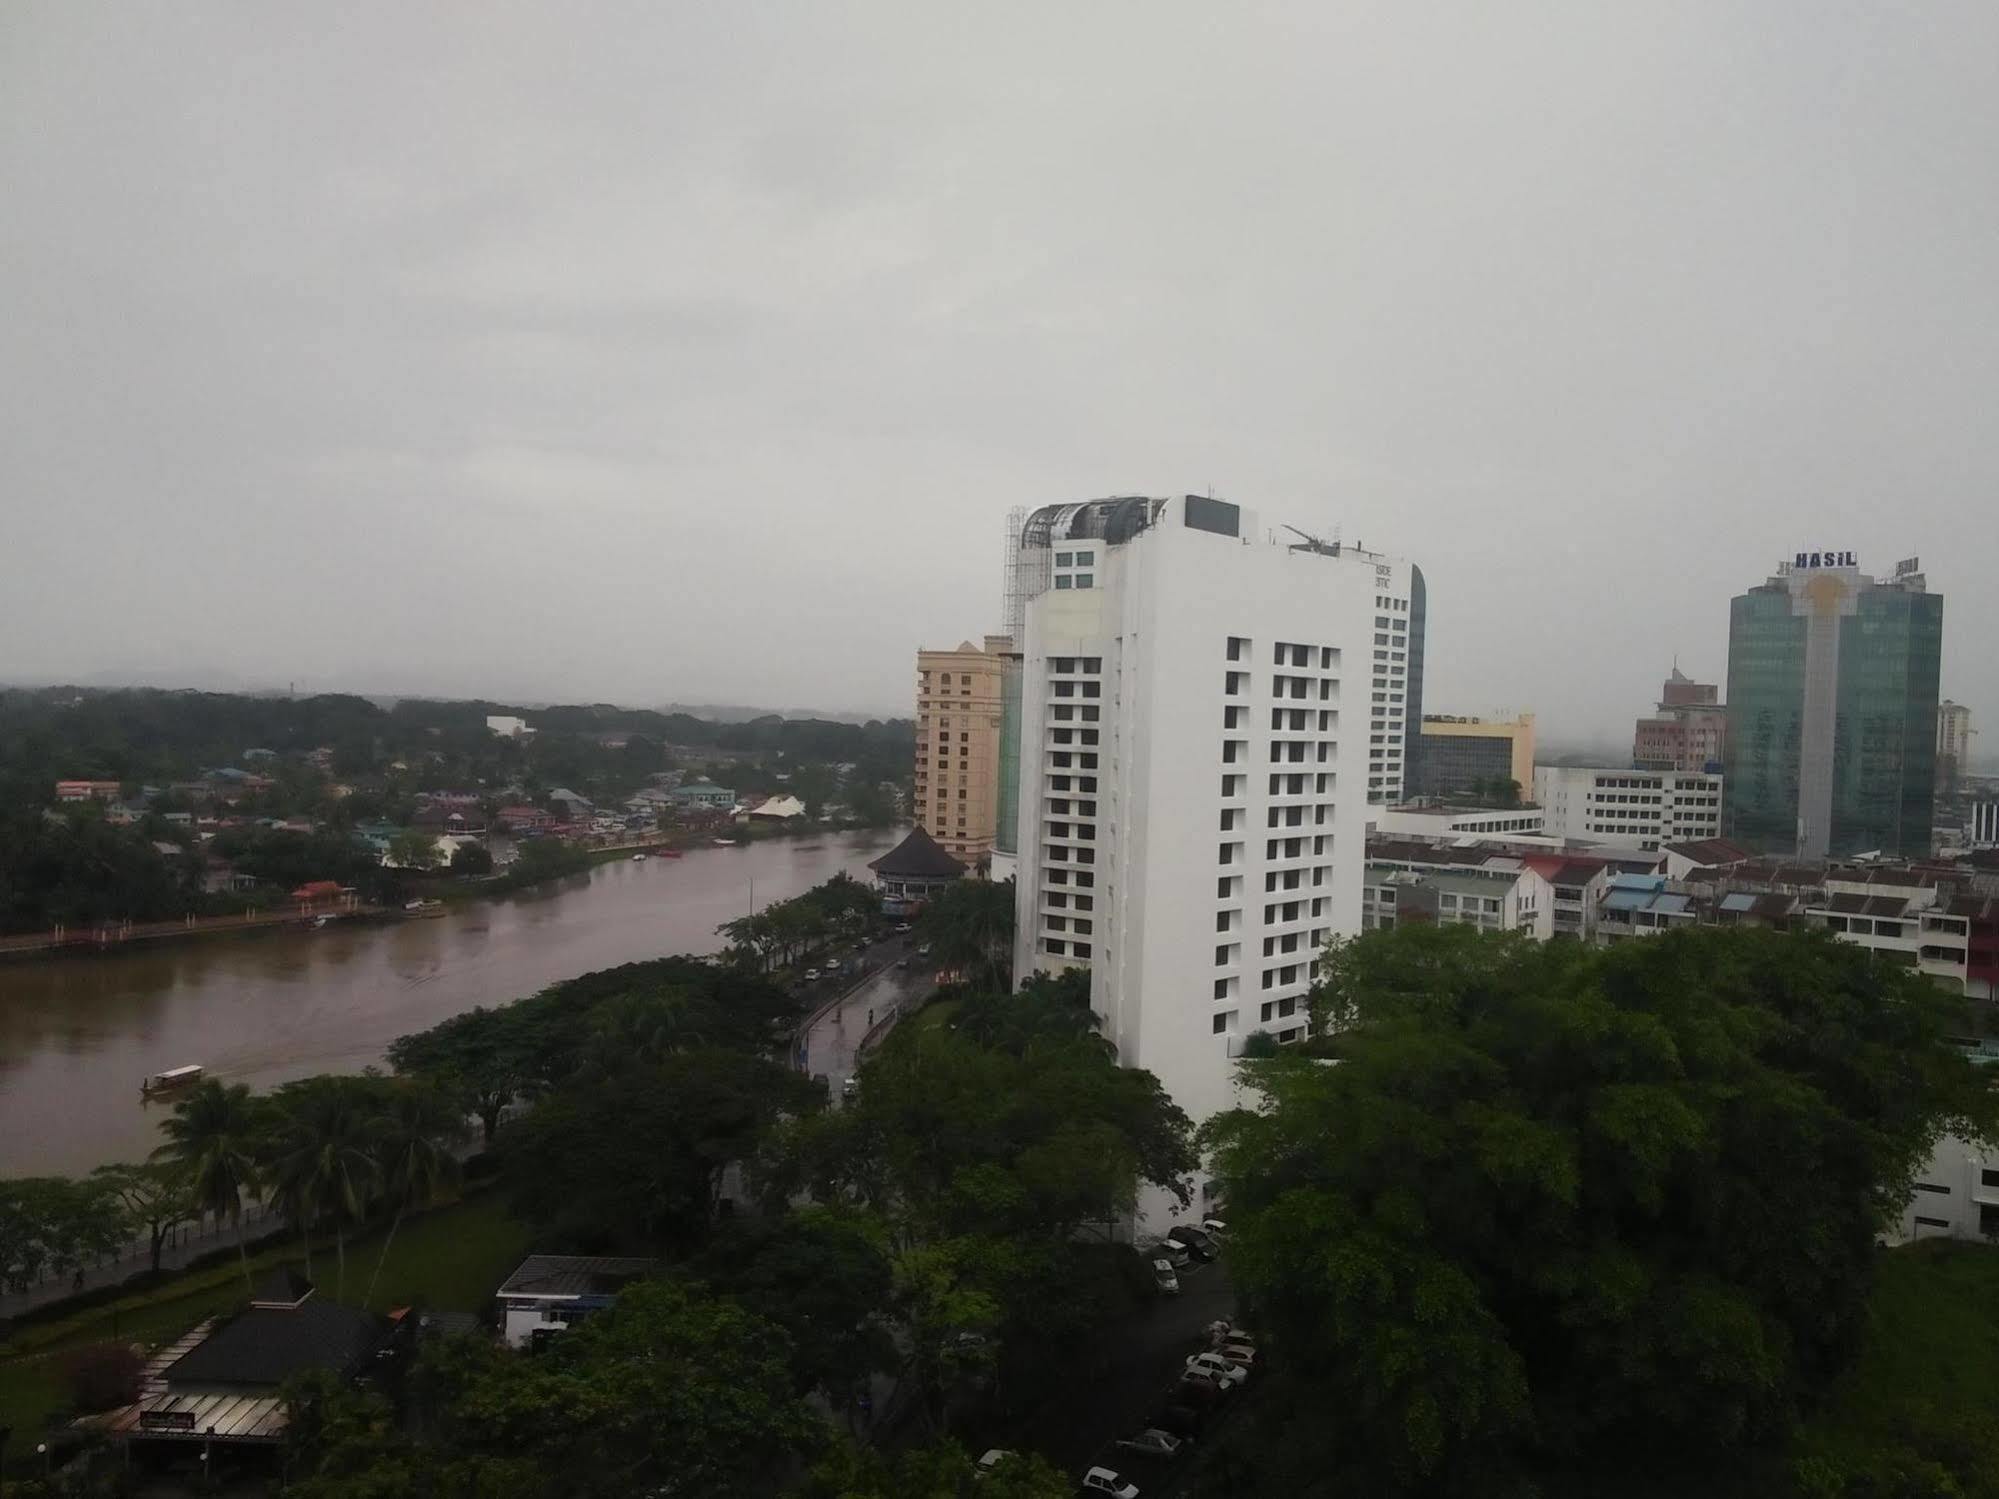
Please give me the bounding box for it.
[4,3,1995,744]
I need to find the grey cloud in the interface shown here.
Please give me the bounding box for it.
[3,1,1996,742]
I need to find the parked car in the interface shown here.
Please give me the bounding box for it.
[803,967,821,981]
[974,1449,1014,1480]
[1208,1320,1257,1348]
[1177,1366,1237,1399]
[1200,1217,1228,1239]
[1081,1467,1140,1498]
[1148,1240,1191,1270]
[811,1073,830,1093]
[1171,1376,1225,1408]
[1151,1258,1180,1295]
[1115,1429,1186,1460]
[1148,1402,1207,1439]
[1165,1226,1216,1261]
[841,1076,859,1101]
[1215,1341,1261,1370]
[894,922,912,934]
[1183,1352,1248,1388]
[916,942,932,957]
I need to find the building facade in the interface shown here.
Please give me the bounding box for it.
[1410,715,1535,800]
[1724,554,1942,860]
[1632,666,1727,772]
[1008,495,1414,1225]
[1534,765,1725,851]
[1937,699,1974,796]
[914,637,1010,865]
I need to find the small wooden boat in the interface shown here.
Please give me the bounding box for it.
[712,838,738,847]
[657,849,683,858]
[631,852,648,862]
[142,1064,204,1095]
[402,899,447,919]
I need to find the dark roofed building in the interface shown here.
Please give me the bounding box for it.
[80,1269,390,1458]
[498,1254,658,1347]
[165,1299,384,1389]
[867,826,967,915]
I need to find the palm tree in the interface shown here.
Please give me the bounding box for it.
[363,1084,466,1308]
[918,877,1016,990]
[263,1080,380,1302]
[152,1079,264,1293]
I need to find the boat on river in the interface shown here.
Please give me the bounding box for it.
[631,852,648,862]
[141,1064,204,1096]
[402,899,447,918]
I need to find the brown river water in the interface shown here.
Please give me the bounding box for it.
[0,831,896,1178]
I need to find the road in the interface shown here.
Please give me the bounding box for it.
[798,936,931,1098]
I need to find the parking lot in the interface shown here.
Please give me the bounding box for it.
[1010,1241,1240,1497]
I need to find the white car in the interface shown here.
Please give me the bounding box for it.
[1183,1351,1248,1388]
[974,1449,1014,1480]
[1151,1257,1180,1295]
[1081,1467,1140,1498]
[1200,1217,1228,1238]
[804,968,821,981]
[1115,1428,1186,1459]
[1215,1341,1261,1369]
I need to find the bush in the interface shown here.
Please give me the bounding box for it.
[61,1342,143,1412]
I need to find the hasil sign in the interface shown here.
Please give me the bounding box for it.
[1794,551,1857,569]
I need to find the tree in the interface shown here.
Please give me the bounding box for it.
[364,1083,466,1308]
[449,841,494,876]
[262,1078,381,1301]
[1201,925,1999,1496]
[692,1209,897,1402]
[800,1438,1074,1498]
[152,1078,264,1292]
[0,1176,127,1295]
[846,779,896,829]
[501,1050,819,1256]
[446,1280,818,1497]
[388,1005,539,1146]
[89,1161,194,1276]
[387,828,440,871]
[916,878,1016,990]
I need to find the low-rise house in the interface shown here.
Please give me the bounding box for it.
[486,715,533,737]
[496,805,555,835]
[747,794,806,821]
[496,1255,658,1348]
[668,779,736,810]
[83,1268,392,1457]
[55,779,122,802]
[546,788,594,823]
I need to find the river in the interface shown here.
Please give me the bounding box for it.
[0,830,898,1178]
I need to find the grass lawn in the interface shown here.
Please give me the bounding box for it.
[907,996,962,1034]
[0,1190,530,1462]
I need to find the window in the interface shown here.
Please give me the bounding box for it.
[1075,574,1093,589]
[1913,1182,1951,1194]
[1913,1215,1950,1229]
[1055,575,1073,590]
[1054,551,1073,566]
[1212,1011,1235,1034]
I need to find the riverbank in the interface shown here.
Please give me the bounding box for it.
[0,830,900,1177]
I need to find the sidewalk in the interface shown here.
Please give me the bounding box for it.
[0,1202,279,1324]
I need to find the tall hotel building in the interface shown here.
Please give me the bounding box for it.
[1724,553,1942,861]
[1008,495,1422,1222]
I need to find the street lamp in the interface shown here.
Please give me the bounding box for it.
[36,1442,49,1477]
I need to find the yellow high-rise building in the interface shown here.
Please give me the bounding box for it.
[914,636,1011,865]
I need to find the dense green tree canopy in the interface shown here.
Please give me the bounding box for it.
[1202,924,1998,1497]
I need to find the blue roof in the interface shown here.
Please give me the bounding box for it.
[1652,893,1693,915]
[1607,873,1667,892]
[1718,892,1758,913]
[1604,889,1652,912]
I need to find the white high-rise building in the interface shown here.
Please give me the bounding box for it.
[1533,765,1725,851]
[1007,495,1421,1226]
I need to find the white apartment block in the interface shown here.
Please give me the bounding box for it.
[1533,765,1724,852]
[1008,496,1416,1226]
[1896,1130,1999,1244]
